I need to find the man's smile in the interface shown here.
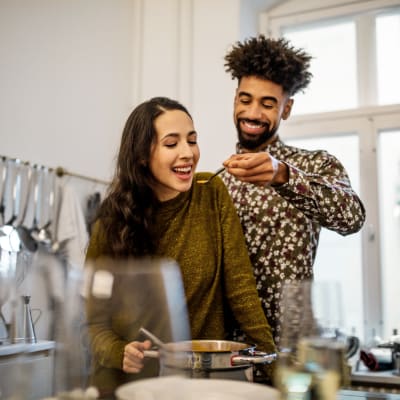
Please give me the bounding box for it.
[239,118,268,136]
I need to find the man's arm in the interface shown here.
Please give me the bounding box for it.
[223,152,366,235]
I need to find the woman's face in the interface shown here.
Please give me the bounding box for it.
[150,109,200,201]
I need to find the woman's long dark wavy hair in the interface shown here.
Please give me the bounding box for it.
[96,97,192,257]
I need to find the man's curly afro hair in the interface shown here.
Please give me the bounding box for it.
[224,35,312,96]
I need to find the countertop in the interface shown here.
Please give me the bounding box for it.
[0,340,55,356]
[340,390,400,399]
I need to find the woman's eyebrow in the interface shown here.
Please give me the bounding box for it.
[160,131,197,141]
[160,132,179,140]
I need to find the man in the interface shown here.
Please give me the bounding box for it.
[221,35,366,345]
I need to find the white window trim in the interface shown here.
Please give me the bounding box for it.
[260,0,400,36]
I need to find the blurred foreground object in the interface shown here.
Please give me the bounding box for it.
[274,280,349,400]
[82,257,191,398]
[116,375,279,400]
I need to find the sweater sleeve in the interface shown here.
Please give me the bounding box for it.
[85,222,127,370]
[213,177,276,355]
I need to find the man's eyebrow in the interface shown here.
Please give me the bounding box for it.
[238,91,278,103]
[261,96,278,103]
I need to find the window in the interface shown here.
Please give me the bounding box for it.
[285,134,364,338]
[284,20,357,114]
[376,13,400,105]
[261,0,400,342]
[378,130,400,337]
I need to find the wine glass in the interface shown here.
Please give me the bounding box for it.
[274,280,348,400]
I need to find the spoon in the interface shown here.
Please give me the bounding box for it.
[196,167,225,184]
[139,327,169,358]
[139,326,167,349]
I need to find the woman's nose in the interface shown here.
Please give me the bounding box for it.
[180,142,194,159]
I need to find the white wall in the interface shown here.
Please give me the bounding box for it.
[191,0,241,170]
[0,0,281,182]
[0,0,137,182]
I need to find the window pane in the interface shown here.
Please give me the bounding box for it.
[285,135,363,338]
[376,12,400,105]
[283,20,357,115]
[378,130,400,339]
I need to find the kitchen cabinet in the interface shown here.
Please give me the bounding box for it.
[0,340,55,399]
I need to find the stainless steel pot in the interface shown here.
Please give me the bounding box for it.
[144,340,277,381]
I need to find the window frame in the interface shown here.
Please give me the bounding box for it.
[259,0,400,341]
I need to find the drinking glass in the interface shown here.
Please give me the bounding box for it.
[52,257,191,398]
[274,280,348,400]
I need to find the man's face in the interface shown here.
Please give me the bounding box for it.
[234,76,293,151]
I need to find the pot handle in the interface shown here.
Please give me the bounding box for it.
[143,349,160,358]
[231,352,277,366]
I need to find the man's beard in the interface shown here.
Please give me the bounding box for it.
[236,119,277,150]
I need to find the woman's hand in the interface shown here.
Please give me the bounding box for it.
[122,339,152,373]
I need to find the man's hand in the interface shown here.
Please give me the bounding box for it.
[123,339,152,373]
[223,153,288,186]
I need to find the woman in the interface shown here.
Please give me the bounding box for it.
[85,97,275,396]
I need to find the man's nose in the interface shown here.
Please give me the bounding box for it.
[246,103,264,120]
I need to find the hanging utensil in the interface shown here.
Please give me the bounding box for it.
[49,173,62,253]
[32,167,55,247]
[13,161,31,230]
[29,165,46,246]
[0,156,8,228]
[0,158,22,253]
[16,164,39,252]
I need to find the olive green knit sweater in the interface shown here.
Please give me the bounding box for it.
[85,173,275,396]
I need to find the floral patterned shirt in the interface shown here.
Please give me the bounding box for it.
[221,139,366,344]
